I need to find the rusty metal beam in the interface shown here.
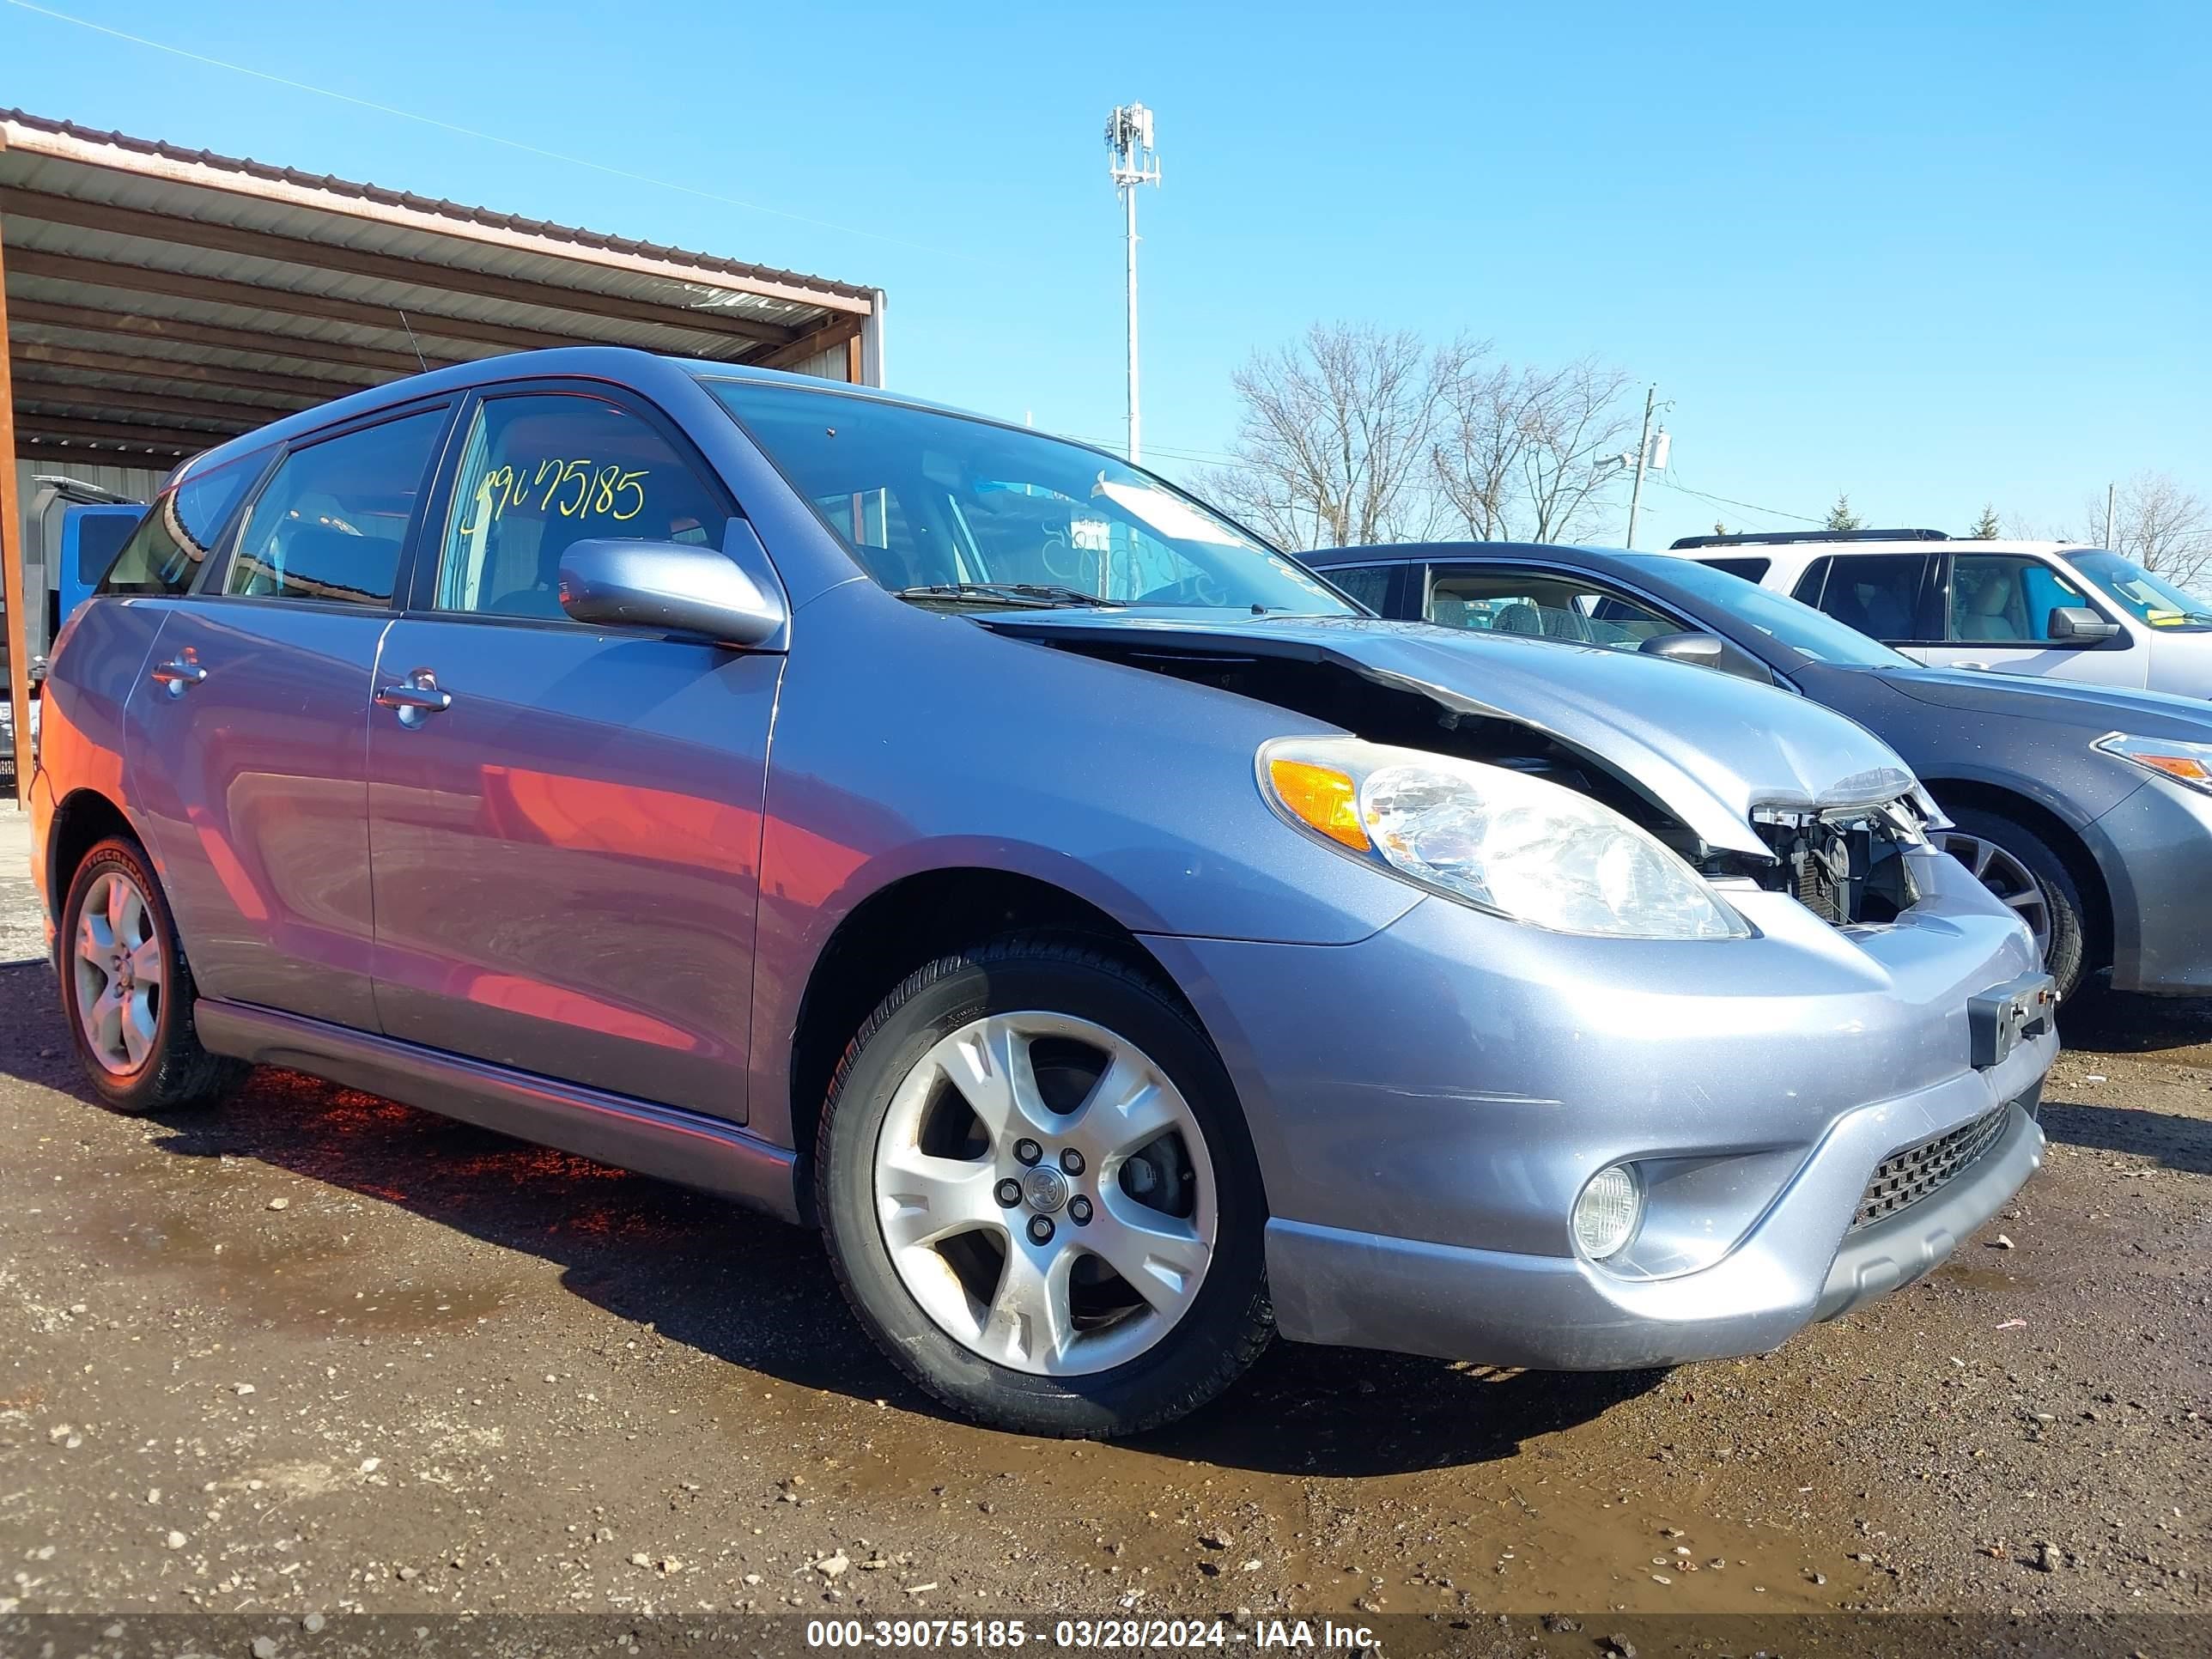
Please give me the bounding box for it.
[12,374,295,429]
[13,412,218,454]
[6,247,601,355]
[0,206,29,805]
[8,297,456,377]
[11,340,353,403]
[752,314,864,374]
[1,185,794,345]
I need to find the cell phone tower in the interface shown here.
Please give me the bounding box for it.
[1104,104,1161,464]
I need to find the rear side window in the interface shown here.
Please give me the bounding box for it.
[1698,556,1771,582]
[225,410,447,607]
[98,453,264,598]
[1790,557,1832,605]
[1325,565,1395,614]
[1800,554,1936,642]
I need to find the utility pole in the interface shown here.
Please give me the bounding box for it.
[2105,482,2117,550]
[1105,104,1160,464]
[1624,384,1668,550]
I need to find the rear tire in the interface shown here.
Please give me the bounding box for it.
[817,934,1273,1437]
[1936,809,2088,1002]
[58,835,245,1115]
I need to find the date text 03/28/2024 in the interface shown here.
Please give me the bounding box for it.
[803,1620,1381,1650]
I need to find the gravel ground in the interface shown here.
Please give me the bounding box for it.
[2,805,2207,1638]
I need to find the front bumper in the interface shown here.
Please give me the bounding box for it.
[1145,848,2056,1370]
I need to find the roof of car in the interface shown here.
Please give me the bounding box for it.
[168,347,998,483]
[1304,541,1642,568]
[1644,537,2095,560]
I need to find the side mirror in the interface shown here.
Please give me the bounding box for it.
[1637,629,1772,684]
[2048,605,2120,645]
[559,522,787,649]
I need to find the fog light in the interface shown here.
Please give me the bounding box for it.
[1573,1164,1642,1260]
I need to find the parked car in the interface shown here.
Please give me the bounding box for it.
[1306,540,2212,1002]
[1657,528,2212,698]
[30,349,2055,1437]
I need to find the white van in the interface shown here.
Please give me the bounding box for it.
[1662,530,2212,697]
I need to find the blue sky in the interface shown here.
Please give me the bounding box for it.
[4,0,2207,550]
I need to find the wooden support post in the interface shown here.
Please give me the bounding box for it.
[0,201,34,809]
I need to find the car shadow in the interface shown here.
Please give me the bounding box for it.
[2040,1098,2212,1176]
[2061,989,2212,1058]
[0,960,1654,1475]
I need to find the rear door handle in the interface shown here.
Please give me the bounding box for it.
[374,670,453,728]
[149,657,207,697]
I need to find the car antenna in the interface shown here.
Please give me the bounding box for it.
[394,310,430,374]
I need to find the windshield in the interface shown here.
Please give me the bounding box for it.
[703,380,1352,614]
[1623,555,1913,668]
[2063,549,2212,631]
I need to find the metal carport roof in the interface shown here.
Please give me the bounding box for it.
[0,106,887,801]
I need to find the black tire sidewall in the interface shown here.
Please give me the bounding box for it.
[817,941,1271,1437]
[1943,807,2087,1001]
[59,836,189,1112]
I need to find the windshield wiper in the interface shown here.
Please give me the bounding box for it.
[894,582,1126,609]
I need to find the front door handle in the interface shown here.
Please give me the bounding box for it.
[374,669,453,728]
[149,657,207,698]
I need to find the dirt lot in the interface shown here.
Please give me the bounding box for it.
[3,806,2207,1643]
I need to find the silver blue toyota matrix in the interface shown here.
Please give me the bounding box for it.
[29,349,2057,1437]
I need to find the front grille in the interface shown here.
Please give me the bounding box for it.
[1851,1105,2011,1231]
[1753,800,1923,928]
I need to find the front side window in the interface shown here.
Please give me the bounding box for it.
[438,394,727,619]
[2064,549,2212,632]
[225,410,447,606]
[100,450,267,598]
[1425,567,1677,649]
[703,379,1351,615]
[1801,554,1934,641]
[1948,554,2095,644]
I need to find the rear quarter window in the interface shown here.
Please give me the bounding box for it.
[1698,556,1771,583]
[99,452,268,598]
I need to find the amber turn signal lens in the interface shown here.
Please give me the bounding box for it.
[1267,757,1368,850]
[2133,752,2212,783]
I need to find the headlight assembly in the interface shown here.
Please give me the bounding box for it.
[1259,736,1750,939]
[2094,732,2212,794]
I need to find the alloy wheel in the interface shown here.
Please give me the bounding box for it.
[74,867,165,1075]
[1936,831,2054,963]
[872,1011,1217,1377]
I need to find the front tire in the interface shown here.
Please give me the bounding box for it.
[1935,808,2088,1001]
[58,835,245,1115]
[817,935,1273,1437]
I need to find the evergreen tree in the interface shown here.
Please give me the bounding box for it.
[1968,504,2002,539]
[1825,493,1864,532]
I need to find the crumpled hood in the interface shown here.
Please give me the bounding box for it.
[985,611,1917,858]
[1874,664,2212,738]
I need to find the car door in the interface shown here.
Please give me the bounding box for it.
[1916,552,2144,688]
[1791,553,1945,659]
[124,403,453,1030]
[365,385,781,1121]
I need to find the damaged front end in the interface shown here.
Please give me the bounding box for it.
[981,612,1940,926]
[1750,794,1942,927]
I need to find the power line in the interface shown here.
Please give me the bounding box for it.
[3,0,968,260]
[1656,471,1826,526]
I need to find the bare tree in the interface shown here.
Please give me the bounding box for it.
[1202,324,1477,551]
[2075,472,2212,588]
[1430,356,1637,544]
